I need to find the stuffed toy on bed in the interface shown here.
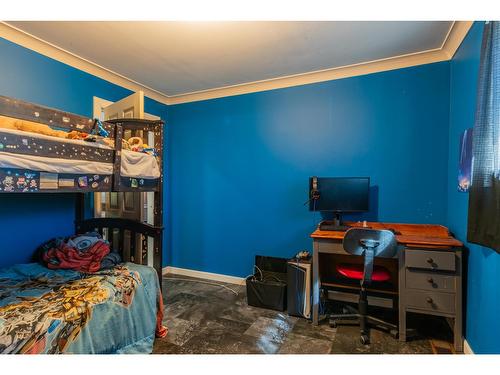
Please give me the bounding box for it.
[67,130,87,140]
[66,130,118,148]
[128,136,156,155]
[0,116,117,148]
[0,115,69,139]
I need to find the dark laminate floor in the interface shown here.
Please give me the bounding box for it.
[153,274,456,354]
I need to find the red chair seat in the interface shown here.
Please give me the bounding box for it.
[336,263,391,282]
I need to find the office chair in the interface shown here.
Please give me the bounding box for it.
[329,228,398,345]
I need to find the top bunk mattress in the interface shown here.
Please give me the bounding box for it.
[0,126,113,150]
[0,128,160,179]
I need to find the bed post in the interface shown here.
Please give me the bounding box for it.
[113,123,124,191]
[75,192,85,233]
[154,121,164,289]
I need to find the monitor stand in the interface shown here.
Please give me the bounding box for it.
[318,212,351,231]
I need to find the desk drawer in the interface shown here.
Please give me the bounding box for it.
[405,289,455,314]
[405,270,456,292]
[405,249,456,272]
[316,241,345,255]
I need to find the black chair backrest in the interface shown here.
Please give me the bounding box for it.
[343,228,398,258]
[342,228,398,285]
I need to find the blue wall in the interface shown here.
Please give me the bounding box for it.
[448,22,500,354]
[168,62,451,277]
[0,37,168,268]
[2,25,499,353]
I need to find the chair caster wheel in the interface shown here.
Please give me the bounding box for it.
[329,320,337,328]
[390,330,398,339]
[360,334,370,345]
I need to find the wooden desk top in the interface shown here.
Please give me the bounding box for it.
[310,222,463,248]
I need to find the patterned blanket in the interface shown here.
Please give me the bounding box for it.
[0,262,164,354]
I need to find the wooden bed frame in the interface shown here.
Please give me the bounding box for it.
[76,217,163,287]
[0,95,164,285]
[0,95,163,193]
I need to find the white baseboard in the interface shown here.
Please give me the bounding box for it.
[162,266,246,286]
[463,339,474,354]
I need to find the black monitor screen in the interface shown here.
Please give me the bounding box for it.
[309,177,369,212]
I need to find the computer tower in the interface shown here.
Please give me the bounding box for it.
[287,259,312,318]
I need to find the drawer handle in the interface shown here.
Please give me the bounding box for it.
[427,277,434,283]
[426,297,433,304]
[426,258,434,264]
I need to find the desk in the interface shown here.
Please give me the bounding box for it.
[311,222,464,351]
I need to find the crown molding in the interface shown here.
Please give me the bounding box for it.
[0,22,171,105]
[168,21,473,104]
[168,48,449,104]
[441,21,473,59]
[1,21,473,105]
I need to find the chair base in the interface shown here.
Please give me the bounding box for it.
[329,306,398,345]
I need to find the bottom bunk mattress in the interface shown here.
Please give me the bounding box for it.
[0,262,163,354]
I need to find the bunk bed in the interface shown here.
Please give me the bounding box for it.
[0,95,163,193]
[0,95,165,354]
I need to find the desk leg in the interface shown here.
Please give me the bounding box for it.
[399,308,406,342]
[312,240,320,325]
[398,247,406,342]
[454,253,463,352]
[454,317,463,352]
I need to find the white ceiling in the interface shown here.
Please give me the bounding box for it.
[7,21,453,97]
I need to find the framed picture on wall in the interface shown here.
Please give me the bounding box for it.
[458,128,473,192]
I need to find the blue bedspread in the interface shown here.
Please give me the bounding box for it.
[0,262,160,354]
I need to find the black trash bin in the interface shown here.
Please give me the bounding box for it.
[246,255,287,311]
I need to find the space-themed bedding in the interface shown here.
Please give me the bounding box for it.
[0,128,160,179]
[0,128,159,180]
[0,127,113,192]
[0,262,164,354]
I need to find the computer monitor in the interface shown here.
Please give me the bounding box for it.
[309,177,370,228]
